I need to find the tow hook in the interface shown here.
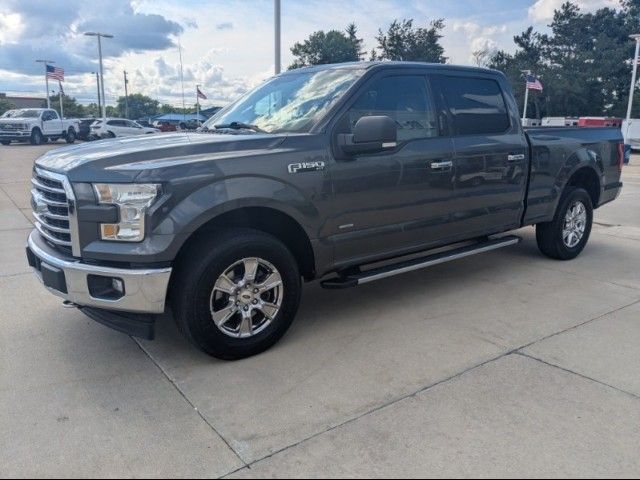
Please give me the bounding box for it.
[62,300,80,309]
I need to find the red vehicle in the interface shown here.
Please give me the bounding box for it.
[153,121,178,132]
[578,117,623,127]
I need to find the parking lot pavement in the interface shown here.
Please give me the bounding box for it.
[1,143,639,478]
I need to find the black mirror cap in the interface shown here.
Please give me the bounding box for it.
[353,115,397,144]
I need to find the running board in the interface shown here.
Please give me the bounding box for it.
[321,235,521,289]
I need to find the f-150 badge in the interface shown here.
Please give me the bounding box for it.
[288,161,325,174]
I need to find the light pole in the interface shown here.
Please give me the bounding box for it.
[35,59,55,109]
[85,32,113,119]
[274,0,281,74]
[627,34,640,121]
[92,72,101,116]
[521,69,531,124]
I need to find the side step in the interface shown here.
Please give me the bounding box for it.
[321,235,521,289]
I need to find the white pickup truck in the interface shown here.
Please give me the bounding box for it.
[0,108,80,145]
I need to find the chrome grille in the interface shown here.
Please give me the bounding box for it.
[31,168,79,256]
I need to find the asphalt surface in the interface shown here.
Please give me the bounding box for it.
[1,141,639,478]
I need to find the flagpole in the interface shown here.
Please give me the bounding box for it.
[59,82,64,118]
[627,35,640,121]
[521,69,531,124]
[196,85,200,127]
[36,60,55,109]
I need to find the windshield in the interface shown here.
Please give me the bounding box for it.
[13,109,41,118]
[1,110,18,118]
[203,67,365,133]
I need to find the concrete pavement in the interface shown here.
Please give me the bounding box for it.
[1,142,639,478]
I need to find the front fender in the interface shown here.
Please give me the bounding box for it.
[158,175,320,238]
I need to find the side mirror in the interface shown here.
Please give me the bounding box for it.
[338,115,397,155]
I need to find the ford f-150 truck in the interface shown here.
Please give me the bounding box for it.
[0,108,79,145]
[25,62,624,359]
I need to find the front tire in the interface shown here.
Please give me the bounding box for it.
[536,187,593,260]
[170,229,302,360]
[30,128,44,145]
[0,140,10,146]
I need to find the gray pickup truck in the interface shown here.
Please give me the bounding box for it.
[26,62,623,359]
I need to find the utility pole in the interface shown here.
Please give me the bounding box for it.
[123,70,129,119]
[85,32,113,119]
[274,0,281,74]
[35,59,55,109]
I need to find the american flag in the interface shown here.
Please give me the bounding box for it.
[197,86,207,100]
[46,65,64,82]
[526,74,543,91]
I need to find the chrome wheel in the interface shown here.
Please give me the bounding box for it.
[209,257,283,338]
[562,200,587,248]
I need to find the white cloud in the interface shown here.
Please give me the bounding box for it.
[528,0,621,23]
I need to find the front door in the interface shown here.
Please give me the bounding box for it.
[328,72,459,268]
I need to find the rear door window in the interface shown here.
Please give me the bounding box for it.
[439,76,510,135]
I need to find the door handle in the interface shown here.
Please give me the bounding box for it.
[507,154,525,162]
[430,160,453,170]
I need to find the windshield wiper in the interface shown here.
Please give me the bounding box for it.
[213,121,266,133]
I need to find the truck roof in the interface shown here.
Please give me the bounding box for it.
[280,61,500,77]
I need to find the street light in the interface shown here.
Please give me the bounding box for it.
[626,34,640,121]
[85,32,113,119]
[274,0,281,74]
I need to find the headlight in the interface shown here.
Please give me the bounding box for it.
[93,183,160,242]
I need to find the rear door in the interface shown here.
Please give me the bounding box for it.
[432,73,529,234]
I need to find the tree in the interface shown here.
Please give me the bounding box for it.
[0,98,16,116]
[373,19,447,63]
[490,1,640,118]
[48,94,87,118]
[289,24,364,69]
[117,93,159,119]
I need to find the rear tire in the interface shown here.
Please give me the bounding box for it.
[536,187,593,260]
[30,128,43,145]
[65,128,76,144]
[170,228,302,360]
[0,140,10,146]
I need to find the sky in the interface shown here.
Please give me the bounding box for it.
[0,0,621,109]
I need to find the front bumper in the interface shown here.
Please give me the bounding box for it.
[0,131,31,140]
[26,230,172,314]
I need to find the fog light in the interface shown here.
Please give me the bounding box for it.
[88,275,125,300]
[112,278,124,294]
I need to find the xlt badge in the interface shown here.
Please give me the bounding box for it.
[288,161,325,174]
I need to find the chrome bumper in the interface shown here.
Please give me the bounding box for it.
[27,231,172,314]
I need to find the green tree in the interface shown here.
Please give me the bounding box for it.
[0,98,16,116]
[373,19,447,63]
[48,94,87,118]
[117,93,159,119]
[289,24,364,69]
[491,1,640,118]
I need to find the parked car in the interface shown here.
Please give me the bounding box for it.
[152,120,177,132]
[90,118,159,138]
[0,108,79,145]
[77,118,97,141]
[26,62,623,360]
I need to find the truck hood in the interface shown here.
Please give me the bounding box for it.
[35,132,287,177]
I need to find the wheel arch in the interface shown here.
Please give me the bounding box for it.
[174,205,317,281]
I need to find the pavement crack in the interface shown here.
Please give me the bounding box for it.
[131,338,249,469]
[516,298,640,352]
[515,351,640,401]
